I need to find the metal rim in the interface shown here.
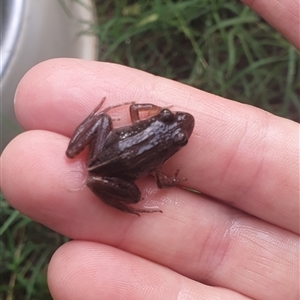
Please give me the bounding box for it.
[0,0,25,78]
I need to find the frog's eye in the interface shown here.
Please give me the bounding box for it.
[160,109,175,122]
[174,131,188,145]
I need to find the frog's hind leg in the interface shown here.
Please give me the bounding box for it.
[87,176,163,216]
[66,98,135,159]
[129,103,162,123]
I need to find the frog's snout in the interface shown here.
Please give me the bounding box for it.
[176,112,195,137]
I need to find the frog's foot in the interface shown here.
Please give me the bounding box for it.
[96,199,162,217]
[97,198,163,216]
[154,165,187,189]
[129,103,162,122]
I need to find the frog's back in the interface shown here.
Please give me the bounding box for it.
[88,119,186,180]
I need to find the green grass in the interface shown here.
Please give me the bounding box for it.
[1,0,299,299]
[0,193,67,300]
[94,0,299,121]
[0,194,67,300]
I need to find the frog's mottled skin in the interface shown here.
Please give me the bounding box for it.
[66,98,194,216]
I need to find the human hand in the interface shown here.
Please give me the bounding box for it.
[1,1,299,299]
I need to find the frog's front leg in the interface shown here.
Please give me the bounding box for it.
[87,176,163,216]
[154,165,186,189]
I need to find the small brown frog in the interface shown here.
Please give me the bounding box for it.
[66,98,194,216]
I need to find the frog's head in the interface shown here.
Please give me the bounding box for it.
[157,108,195,147]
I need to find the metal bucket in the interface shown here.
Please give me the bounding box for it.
[1,0,98,150]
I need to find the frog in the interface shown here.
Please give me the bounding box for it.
[66,97,195,216]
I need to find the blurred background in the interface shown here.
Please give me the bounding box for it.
[1,0,299,299]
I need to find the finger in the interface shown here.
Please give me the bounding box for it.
[241,0,300,49]
[48,241,251,300]
[1,131,298,300]
[14,59,299,233]
[48,241,249,300]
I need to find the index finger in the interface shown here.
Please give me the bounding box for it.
[14,58,299,233]
[241,0,300,50]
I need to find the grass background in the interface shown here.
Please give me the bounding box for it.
[94,0,299,121]
[1,0,299,299]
